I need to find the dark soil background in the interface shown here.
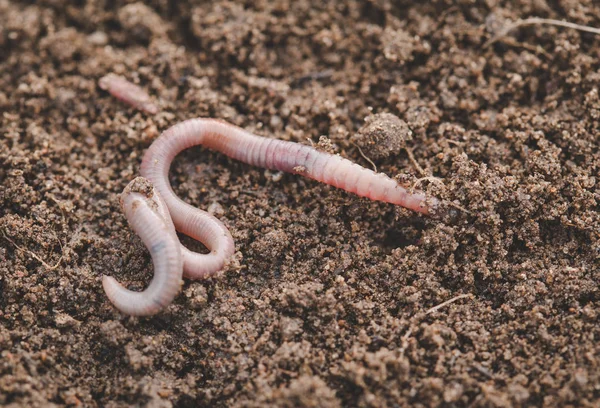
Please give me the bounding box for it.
[1,0,599,406]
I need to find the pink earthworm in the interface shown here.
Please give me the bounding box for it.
[140,118,438,277]
[105,118,438,315]
[103,177,183,316]
[99,74,159,114]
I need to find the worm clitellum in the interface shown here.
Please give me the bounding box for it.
[105,118,439,315]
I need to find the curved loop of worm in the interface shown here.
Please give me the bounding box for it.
[140,118,437,278]
[105,118,439,315]
[102,177,183,316]
[140,122,238,280]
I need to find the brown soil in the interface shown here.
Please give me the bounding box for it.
[1,1,599,407]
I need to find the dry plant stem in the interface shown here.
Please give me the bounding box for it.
[102,178,183,316]
[485,17,600,48]
[99,74,159,114]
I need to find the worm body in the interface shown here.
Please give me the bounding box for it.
[106,118,438,315]
[140,118,436,278]
[99,74,159,114]
[103,177,183,316]
[142,118,435,213]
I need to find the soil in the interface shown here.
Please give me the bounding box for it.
[1,1,599,407]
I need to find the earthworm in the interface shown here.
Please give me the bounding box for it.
[102,177,183,316]
[105,118,438,315]
[99,74,159,114]
[141,118,437,275]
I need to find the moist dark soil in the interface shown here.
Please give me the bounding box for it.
[1,1,599,407]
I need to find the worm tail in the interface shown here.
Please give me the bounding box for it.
[103,178,183,316]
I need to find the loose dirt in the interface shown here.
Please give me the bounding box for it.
[1,1,599,407]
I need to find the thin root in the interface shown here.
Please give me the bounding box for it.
[485,17,600,48]
[496,36,552,58]
[351,142,377,173]
[447,201,471,215]
[411,176,444,193]
[399,293,473,354]
[2,229,63,270]
[425,293,473,315]
[405,147,426,176]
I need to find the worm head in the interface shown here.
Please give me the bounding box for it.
[121,177,176,236]
[120,177,160,212]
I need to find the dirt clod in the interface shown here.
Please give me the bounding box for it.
[352,113,412,160]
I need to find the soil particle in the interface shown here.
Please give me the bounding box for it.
[352,113,412,160]
[1,0,600,407]
[118,2,169,43]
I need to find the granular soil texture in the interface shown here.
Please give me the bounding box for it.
[1,1,599,407]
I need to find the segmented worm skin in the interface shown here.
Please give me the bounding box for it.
[106,118,437,315]
[102,177,183,316]
[140,118,436,277]
[99,74,159,114]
